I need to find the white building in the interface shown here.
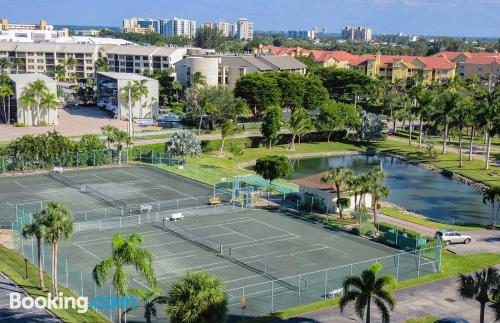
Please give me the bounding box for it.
[166,17,197,38]
[236,18,254,40]
[215,19,237,37]
[341,26,372,42]
[8,73,58,126]
[96,72,159,120]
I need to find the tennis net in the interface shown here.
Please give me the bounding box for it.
[49,171,82,190]
[225,247,307,292]
[85,186,127,211]
[161,219,222,254]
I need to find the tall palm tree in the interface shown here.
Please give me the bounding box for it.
[100,124,118,149]
[0,77,14,124]
[457,267,499,323]
[483,187,500,226]
[415,85,436,148]
[19,90,34,126]
[21,212,47,291]
[339,263,396,323]
[111,129,132,166]
[128,288,166,323]
[0,57,12,73]
[436,86,462,155]
[368,181,390,226]
[346,175,363,211]
[94,57,109,73]
[451,93,474,167]
[66,57,77,83]
[26,80,49,126]
[133,79,149,118]
[167,271,227,323]
[218,119,236,157]
[42,201,74,295]
[287,107,313,151]
[476,87,499,170]
[92,233,156,323]
[322,165,354,219]
[192,72,207,88]
[40,92,59,124]
[172,80,183,102]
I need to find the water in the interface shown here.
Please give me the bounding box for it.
[286,154,493,225]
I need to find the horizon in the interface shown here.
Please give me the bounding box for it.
[2,0,500,38]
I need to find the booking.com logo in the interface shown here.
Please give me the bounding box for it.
[10,292,137,313]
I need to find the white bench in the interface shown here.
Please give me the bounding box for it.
[326,288,343,298]
[53,167,64,173]
[169,213,184,221]
[140,204,152,213]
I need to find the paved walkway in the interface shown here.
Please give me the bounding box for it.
[0,272,60,323]
[378,213,436,236]
[275,275,491,323]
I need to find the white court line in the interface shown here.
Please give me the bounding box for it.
[222,274,263,284]
[118,168,146,181]
[73,243,102,261]
[219,225,256,241]
[74,228,163,244]
[13,181,33,192]
[160,184,195,199]
[151,249,198,258]
[227,235,301,250]
[251,217,297,235]
[275,245,329,258]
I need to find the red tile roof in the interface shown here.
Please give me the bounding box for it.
[414,56,456,70]
[465,55,500,65]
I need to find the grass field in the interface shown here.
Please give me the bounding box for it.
[0,244,107,322]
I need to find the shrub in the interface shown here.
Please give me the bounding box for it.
[14,122,26,127]
[338,197,351,209]
[38,121,48,127]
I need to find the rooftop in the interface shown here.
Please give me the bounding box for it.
[9,73,55,84]
[97,72,155,81]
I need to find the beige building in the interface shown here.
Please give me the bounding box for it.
[175,54,307,88]
[433,51,500,82]
[96,72,159,120]
[1,19,53,31]
[236,18,254,40]
[9,73,58,126]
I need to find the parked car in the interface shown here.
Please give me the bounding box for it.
[435,317,469,323]
[435,230,472,246]
[156,114,181,128]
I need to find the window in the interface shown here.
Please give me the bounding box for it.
[86,60,92,64]
[135,62,140,67]
[86,66,93,70]
[143,56,148,60]
[144,63,149,67]
[37,66,44,70]
[135,56,140,60]
[120,62,125,66]
[28,65,34,69]
[37,59,44,63]
[85,53,92,57]
[28,59,34,63]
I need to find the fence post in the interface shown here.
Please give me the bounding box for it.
[80,267,84,296]
[271,280,274,313]
[324,269,328,300]
[298,275,301,306]
[417,249,421,278]
[66,258,69,287]
[31,237,34,262]
[396,254,400,281]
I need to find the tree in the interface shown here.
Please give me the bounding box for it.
[436,86,462,154]
[351,207,372,224]
[457,267,499,323]
[42,201,74,296]
[23,80,48,126]
[415,86,436,148]
[40,92,59,124]
[167,272,227,323]
[94,57,110,72]
[339,263,396,323]
[261,105,282,149]
[346,175,363,210]
[254,155,291,184]
[133,79,149,118]
[316,100,360,142]
[367,181,390,226]
[110,129,132,166]
[192,72,207,87]
[476,87,499,169]
[166,130,202,163]
[120,81,141,120]
[303,76,329,110]
[93,233,157,323]
[0,75,14,124]
[357,111,386,142]
[483,187,500,227]
[66,57,77,82]
[21,212,47,291]
[128,288,166,323]
[72,80,96,106]
[234,73,280,118]
[322,165,353,219]
[313,67,375,102]
[0,58,11,73]
[218,119,237,157]
[451,93,474,167]
[273,72,306,112]
[101,125,119,149]
[55,63,66,82]
[287,107,312,151]
[194,26,226,51]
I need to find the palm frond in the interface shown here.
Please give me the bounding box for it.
[374,296,391,323]
[92,257,114,287]
[353,292,368,320]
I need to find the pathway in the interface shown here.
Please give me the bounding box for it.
[377,213,436,236]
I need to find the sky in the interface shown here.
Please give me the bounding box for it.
[2,0,500,37]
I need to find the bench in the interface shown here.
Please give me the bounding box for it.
[326,288,343,299]
[208,197,222,205]
[140,204,152,213]
[53,167,64,174]
[169,213,184,221]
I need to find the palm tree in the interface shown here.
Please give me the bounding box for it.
[346,175,363,211]
[368,181,390,226]
[415,86,436,148]
[94,57,109,73]
[483,187,500,226]
[26,80,49,126]
[167,271,227,323]
[192,72,207,87]
[40,92,59,124]
[133,79,149,118]
[436,83,463,155]
[457,267,499,323]
[42,201,74,295]
[172,80,183,102]
[100,125,118,150]
[19,90,34,126]
[339,263,396,323]
[322,165,354,219]
[0,58,12,73]
[476,87,499,170]
[0,77,14,124]
[66,57,77,83]
[21,212,47,291]
[218,119,236,157]
[92,233,156,323]
[287,107,313,151]
[111,129,132,166]
[451,93,474,167]
[128,288,166,323]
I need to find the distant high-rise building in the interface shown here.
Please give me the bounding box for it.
[122,17,160,34]
[341,26,372,41]
[201,22,212,29]
[0,18,54,31]
[215,19,238,37]
[166,17,196,38]
[287,30,315,40]
[123,17,196,38]
[236,18,254,40]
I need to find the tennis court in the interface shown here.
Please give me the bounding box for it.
[56,207,439,322]
[0,166,219,227]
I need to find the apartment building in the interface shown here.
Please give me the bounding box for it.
[8,73,58,126]
[254,46,354,68]
[175,54,306,88]
[432,51,500,81]
[236,18,254,40]
[341,26,372,42]
[122,17,196,38]
[215,19,238,37]
[122,17,160,34]
[166,17,197,38]
[287,30,315,40]
[1,19,53,31]
[0,42,103,79]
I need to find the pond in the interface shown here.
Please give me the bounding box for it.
[285,154,492,225]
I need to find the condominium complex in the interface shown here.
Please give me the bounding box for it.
[175,54,306,88]
[236,18,254,40]
[0,19,53,31]
[122,17,196,38]
[432,51,500,83]
[287,30,315,40]
[341,26,373,42]
[215,19,238,37]
[0,18,69,42]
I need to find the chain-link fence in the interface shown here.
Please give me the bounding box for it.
[226,243,441,320]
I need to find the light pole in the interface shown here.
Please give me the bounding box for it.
[128,87,133,138]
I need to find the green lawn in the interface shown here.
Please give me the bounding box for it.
[404,316,440,323]
[380,207,484,231]
[0,245,108,322]
[239,251,500,323]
